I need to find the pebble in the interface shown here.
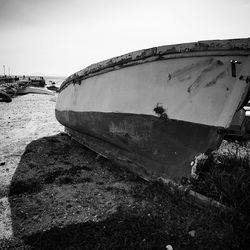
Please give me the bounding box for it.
[166,245,173,250]
[188,230,196,237]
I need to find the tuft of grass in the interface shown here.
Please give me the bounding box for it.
[191,152,250,213]
[189,142,250,247]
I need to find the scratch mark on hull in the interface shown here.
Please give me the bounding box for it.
[187,60,225,94]
[170,58,214,81]
[205,71,226,87]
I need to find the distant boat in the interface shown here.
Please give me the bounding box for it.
[56,38,250,181]
[0,76,19,84]
[47,85,59,91]
[17,86,54,95]
[46,81,59,92]
[0,90,12,102]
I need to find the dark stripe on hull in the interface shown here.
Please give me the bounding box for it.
[55,110,223,181]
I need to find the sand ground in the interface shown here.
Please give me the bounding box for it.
[0,94,63,242]
[0,94,62,197]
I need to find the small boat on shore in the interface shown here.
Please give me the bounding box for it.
[47,81,59,92]
[0,90,12,102]
[56,38,250,181]
[17,86,54,96]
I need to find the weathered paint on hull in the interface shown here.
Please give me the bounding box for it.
[55,110,223,180]
[56,55,250,128]
[55,38,250,181]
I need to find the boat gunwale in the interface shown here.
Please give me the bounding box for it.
[59,38,250,92]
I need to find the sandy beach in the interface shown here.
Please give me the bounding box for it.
[0,93,249,249]
[0,93,63,243]
[0,94,62,196]
[1,0,250,248]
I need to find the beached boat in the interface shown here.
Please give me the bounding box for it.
[47,85,59,92]
[56,38,250,181]
[17,86,54,95]
[0,90,12,102]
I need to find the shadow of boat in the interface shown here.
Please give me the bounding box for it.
[7,133,153,248]
[6,133,248,249]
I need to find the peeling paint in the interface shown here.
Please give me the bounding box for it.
[59,38,250,92]
[153,103,166,116]
[109,121,142,142]
[153,103,170,121]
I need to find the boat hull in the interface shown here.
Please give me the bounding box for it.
[56,110,223,180]
[56,38,250,181]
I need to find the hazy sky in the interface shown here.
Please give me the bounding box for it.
[0,0,250,76]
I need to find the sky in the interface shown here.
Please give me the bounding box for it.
[0,0,250,77]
